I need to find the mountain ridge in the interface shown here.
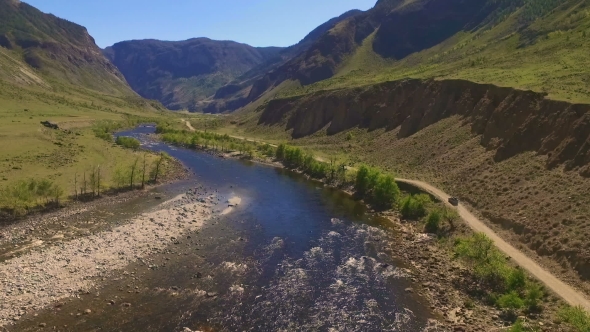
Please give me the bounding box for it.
[0,0,134,96]
[103,38,284,111]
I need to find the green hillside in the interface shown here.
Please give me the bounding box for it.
[0,0,174,216]
[276,0,590,104]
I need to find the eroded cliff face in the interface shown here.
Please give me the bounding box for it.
[259,79,590,176]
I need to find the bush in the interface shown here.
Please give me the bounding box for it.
[372,174,400,210]
[559,306,590,332]
[507,268,527,292]
[276,143,286,160]
[115,136,141,150]
[0,178,64,216]
[354,165,379,198]
[508,319,527,332]
[92,120,123,142]
[524,283,543,310]
[454,233,511,287]
[497,291,525,310]
[400,194,431,219]
[425,210,442,233]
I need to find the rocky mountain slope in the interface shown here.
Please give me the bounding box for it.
[0,0,133,96]
[103,39,284,111]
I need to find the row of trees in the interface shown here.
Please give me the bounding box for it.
[158,125,263,159]
[0,152,170,218]
[112,153,167,190]
[275,144,348,183]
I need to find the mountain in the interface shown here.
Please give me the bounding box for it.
[202,9,364,113]
[103,38,283,111]
[103,9,364,113]
[0,0,133,96]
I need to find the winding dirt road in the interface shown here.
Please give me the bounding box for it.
[397,178,590,311]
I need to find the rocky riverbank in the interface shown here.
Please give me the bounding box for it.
[0,184,234,327]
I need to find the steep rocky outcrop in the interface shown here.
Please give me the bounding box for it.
[258,79,590,175]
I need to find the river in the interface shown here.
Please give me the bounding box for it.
[14,125,434,331]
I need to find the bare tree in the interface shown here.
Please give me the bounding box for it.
[141,153,147,189]
[130,158,139,190]
[89,169,97,197]
[152,153,166,183]
[97,166,101,197]
[82,171,87,196]
[74,172,78,200]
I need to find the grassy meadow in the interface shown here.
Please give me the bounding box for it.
[0,78,179,216]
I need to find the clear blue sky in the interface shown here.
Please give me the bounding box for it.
[24,0,377,48]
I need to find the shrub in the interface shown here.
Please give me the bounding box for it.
[346,132,354,141]
[507,268,527,292]
[454,233,512,287]
[92,120,123,142]
[400,194,431,219]
[524,283,543,310]
[372,174,400,210]
[559,306,590,332]
[508,319,527,332]
[115,136,141,150]
[354,165,379,198]
[425,210,442,233]
[497,291,525,310]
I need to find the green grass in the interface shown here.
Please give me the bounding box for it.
[0,68,179,213]
[560,306,590,332]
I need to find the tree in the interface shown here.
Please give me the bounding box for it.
[89,169,97,197]
[142,154,148,189]
[51,184,64,205]
[96,166,101,197]
[82,171,87,196]
[151,152,168,183]
[355,165,380,197]
[130,157,139,189]
[113,166,128,189]
[276,143,286,160]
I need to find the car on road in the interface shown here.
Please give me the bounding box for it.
[448,197,459,206]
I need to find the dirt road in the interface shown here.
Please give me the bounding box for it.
[397,178,590,311]
[182,119,196,131]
